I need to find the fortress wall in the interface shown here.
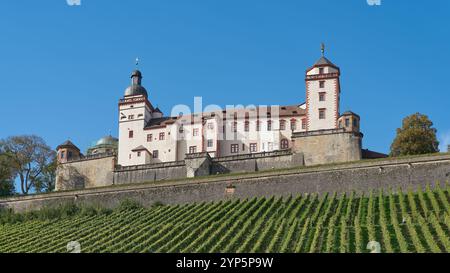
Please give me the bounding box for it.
[292,130,362,166]
[113,164,186,185]
[2,154,450,213]
[211,152,304,174]
[55,156,116,191]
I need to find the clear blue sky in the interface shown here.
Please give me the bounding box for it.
[0,0,449,155]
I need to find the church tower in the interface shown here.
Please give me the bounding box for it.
[118,70,155,166]
[305,44,341,131]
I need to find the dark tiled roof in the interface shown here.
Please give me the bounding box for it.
[341,111,359,117]
[144,117,178,129]
[362,149,388,159]
[56,140,80,151]
[314,56,337,67]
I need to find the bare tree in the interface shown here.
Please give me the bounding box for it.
[0,135,56,195]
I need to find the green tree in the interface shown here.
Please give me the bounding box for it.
[0,135,56,195]
[390,113,439,157]
[34,157,57,193]
[0,153,15,197]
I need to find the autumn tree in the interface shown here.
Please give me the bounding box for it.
[390,113,439,157]
[0,153,15,197]
[0,135,56,195]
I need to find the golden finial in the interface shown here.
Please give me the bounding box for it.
[321,43,325,57]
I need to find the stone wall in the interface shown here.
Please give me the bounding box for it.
[111,151,304,185]
[113,161,186,185]
[3,154,450,213]
[292,129,362,166]
[55,155,116,191]
[211,150,304,174]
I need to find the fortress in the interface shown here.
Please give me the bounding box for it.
[55,47,387,191]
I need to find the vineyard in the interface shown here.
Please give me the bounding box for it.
[0,184,449,253]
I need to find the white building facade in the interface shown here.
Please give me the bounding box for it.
[118,53,353,167]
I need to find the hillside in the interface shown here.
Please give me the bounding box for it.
[0,185,449,253]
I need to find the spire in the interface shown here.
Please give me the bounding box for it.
[131,70,142,85]
[321,43,325,57]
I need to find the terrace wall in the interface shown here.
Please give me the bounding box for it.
[2,154,450,213]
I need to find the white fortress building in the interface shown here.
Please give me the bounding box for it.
[55,46,384,191]
[117,48,356,167]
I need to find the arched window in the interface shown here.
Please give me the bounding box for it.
[281,139,289,150]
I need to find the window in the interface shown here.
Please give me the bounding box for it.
[339,120,343,128]
[193,128,199,136]
[319,67,324,74]
[68,151,73,160]
[267,120,272,131]
[280,120,286,130]
[179,125,184,133]
[291,120,297,131]
[301,119,307,130]
[353,119,358,127]
[207,123,214,130]
[245,121,250,132]
[231,144,239,154]
[319,109,326,120]
[242,144,245,151]
[345,118,350,127]
[319,92,326,101]
[138,114,143,118]
[137,151,141,157]
[319,81,325,88]
[60,151,65,159]
[159,132,165,140]
[152,150,159,159]
[207,139,214,148]
[189,146,197,154]
[232,122,238,132]
[147,134,153,142]
[128,115,134,120]
[250,143,257,153]
[256,121,261,131]
[129,130,134,138]
[281,139,289,149]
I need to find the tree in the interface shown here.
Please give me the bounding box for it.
[34,157,57,193]
[0,153,15,197]
[390,113,439,157]
[0,135,56,195]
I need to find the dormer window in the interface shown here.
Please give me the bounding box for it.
[319,67,324,74]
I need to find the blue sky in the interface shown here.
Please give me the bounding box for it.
[0,0,449,155]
